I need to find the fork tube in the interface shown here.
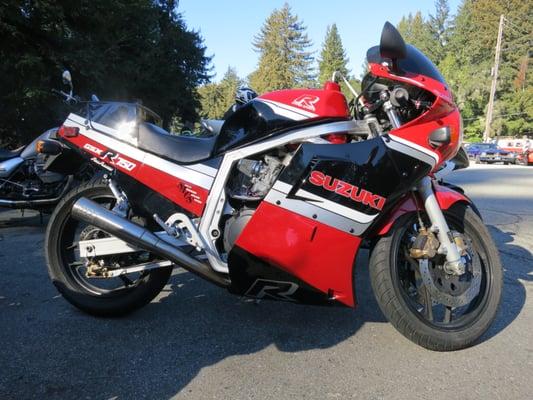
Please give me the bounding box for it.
[416,177,465,275]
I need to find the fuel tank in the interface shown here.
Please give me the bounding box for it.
[0,157,24,178]
[214,82,350,154]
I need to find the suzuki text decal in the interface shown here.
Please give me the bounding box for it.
[308,171,386,211]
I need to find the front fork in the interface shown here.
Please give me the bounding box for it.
[416,177,465,275]
[383,98,465,276]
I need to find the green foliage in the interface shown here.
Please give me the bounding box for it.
[318,24,349,84]
[398,0,533,139]
[197,67,243,119]
[249,3,314,94]
[398,12,439,62]
[0,0,211,147]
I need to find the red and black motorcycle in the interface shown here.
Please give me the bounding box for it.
[45,23,501,351]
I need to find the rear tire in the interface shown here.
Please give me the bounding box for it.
[45,179,173,317]
[369,203,502,351]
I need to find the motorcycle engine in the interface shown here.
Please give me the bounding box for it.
[227,155,284,201]
[223,153,285,252]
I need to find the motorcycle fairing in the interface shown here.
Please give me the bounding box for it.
[60,114,216,216]
[259,137,432,237]
[228,136,435,306]
[368,56,462,170]
[232,201,361,306]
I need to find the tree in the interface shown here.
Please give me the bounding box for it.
[248,3,314,94]
[397,12,439,62]
[444,0,532,138]
[397,0,532,140]
[0,0,211,146]
[197,67,243,119]
[428,0,453,65]
[318,24,349,85]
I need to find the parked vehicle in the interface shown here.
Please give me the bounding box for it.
[498,137,532,166]
[44,23,501,351]
[0,71,95,212]
[466,142,517,164]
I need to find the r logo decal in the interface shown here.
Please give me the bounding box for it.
[291,95,320,112]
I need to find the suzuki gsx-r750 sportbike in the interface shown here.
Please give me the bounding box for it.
[45,23,501,351]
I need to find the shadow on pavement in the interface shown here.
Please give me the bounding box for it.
[481,225,532,341]
[1,246,387,399]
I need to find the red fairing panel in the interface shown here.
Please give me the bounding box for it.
[369,63,462,169]
[235,201,361,307]
[376,183,470,235]
[369,63,452,103]
[258,82,350,120]
[61,132,209,216]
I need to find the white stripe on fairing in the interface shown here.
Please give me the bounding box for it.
[388,133,439,163]
[272,181,293,193]
[65,114,215,189]
[271,181,378,224]
[257,99,318,120]
[294,189,378,224]
[260,99,318,118]
[186,163,218,177]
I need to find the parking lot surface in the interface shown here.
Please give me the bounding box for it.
[1,164,532,399]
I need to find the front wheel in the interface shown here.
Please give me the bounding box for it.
[45,179,173,317]
[369,203,502,351]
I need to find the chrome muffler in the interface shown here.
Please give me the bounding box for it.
[71,197,229,287]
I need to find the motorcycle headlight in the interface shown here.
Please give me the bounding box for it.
[481,152,487,156]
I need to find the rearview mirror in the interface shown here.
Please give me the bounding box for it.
[62,70,72,86]
[379,22,407,70]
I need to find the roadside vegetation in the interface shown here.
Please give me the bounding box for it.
[1,0,530,146]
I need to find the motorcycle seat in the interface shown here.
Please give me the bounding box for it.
[138,123,217,164]
[0,146,24,162]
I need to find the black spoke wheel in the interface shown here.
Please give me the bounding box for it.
[45,179,172,317]
[369,203,502,351]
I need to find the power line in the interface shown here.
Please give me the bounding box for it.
[503,17,531,36]
[464,111,531,121]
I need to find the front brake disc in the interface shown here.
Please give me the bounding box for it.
[418,233,482,307]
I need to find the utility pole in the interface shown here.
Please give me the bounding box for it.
[484,14,505,142]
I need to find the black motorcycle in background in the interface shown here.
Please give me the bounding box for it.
[0,71,95,213]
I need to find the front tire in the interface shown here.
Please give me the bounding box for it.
[369,204,502,351]
[45,179,173,317]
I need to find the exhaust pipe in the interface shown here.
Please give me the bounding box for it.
[71,197,230,288]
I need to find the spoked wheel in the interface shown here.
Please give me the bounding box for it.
[369,203,502,351]
[45,179,172,316]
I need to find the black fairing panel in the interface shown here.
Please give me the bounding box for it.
[214,100,303,155]
[279,137,431,219]
[228,246,338,306]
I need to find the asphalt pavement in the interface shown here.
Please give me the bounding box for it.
[1,164,532,400]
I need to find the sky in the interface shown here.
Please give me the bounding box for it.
[180,0,463,82]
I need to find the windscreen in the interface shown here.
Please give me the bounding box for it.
[367,44,446,83]
[86,102,162,129]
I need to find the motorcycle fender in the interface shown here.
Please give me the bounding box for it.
[375,183,471,236]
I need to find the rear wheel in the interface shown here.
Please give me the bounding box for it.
[369,203,502,351]
[45,179,173,317]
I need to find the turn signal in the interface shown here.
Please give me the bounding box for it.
[36,140,62,155]
[58,125,80,138]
